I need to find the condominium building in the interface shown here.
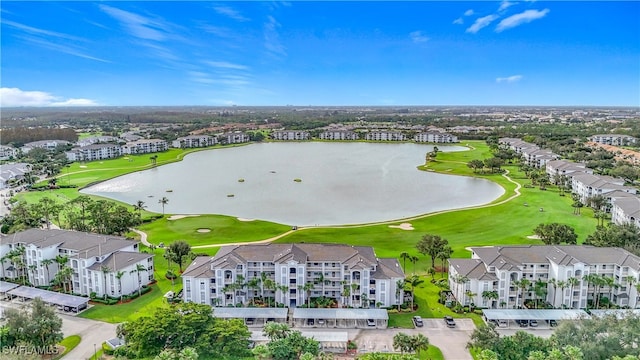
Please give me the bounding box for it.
[182,243,405,308]
[121,139,168,154]
[414,132,458,143]
[0,229,154,298]
[171,135,217,148]
[0,145,18,160]
[449,245,640,310]
[65,144,122,162]
[589,134,637,146]
[271,131,310,141]
[0,163,32,189]
[611,197,640,228]
[219,132,250,144]
[318,130,359,141]
[365,131,406,141]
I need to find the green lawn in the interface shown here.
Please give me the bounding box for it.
[138,215,291,248]
[20,140,600,325]
[388,273,483,329]
[54,335,81,360]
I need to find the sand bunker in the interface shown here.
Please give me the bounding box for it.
[237,218,255,222]
[79,165,87,168]
[527,235,541,239]
[197,228,211,233]
[168,215,201,221]
[389,223,414,230]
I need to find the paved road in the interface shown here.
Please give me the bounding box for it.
[0,301,117,360]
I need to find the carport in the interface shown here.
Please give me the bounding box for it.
[292,308,388,329]
[7,287,88,313]
[483,309,589,328]
[0,281,19,300]
[212,307,288,327]
[250,330,349,352]
[590,309,640,319]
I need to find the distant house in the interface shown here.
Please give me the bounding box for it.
[121,139,168,155]
[0,229,154,298]
[0,145,19,160]
[450,245,640,309]
[414,132,458,143]
[271,131,310,141]
[545,160,592,180]
[318,130,359,140]
[219,132,250,144]
[21,140,71,154]
[571,173,636,205]
[0,163,32,189]
[365,131,406,141]
[589,134,637,146]
[171,135,217,148]
[611,197,640,228]
[76,136,120,147]
[65,144,122,162]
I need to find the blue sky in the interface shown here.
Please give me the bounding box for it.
[1,1,639,107]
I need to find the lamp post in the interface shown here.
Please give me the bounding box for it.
[94,343,97,359]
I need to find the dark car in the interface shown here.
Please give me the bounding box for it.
[547,319,558,327]
[517,320,528,327]
[529,320,538,327]
[413,316,424,327]
[444,316,456,328]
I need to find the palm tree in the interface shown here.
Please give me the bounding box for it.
[101,265,111,299]
[518,279,531,308]
[11,255,26,285]
[41,258,54,285]
[512,279,522,308]
[149,155,158,166]
[133,264,147,298]
[437,246,453,278]
[410,255,419,275]
[557,280,568,308]
[0,255,8,280]
[465,290,477,308]
[603,276,616,307]
[482,290,499,308]
[262,276,275,306]
[247,277,261,305]
[28,264,37,285]
[412,333,430,357]
[399,252,411,273]
[567,277,580,309]
[396,279,405,311]
[635,283,640,309]
[132,200,146,223]
[341,282,351,308]
[405,275,424,311]
[315,273,327,299]
[277,284,288,306]
[532,280,547,309]
[115,271,125,302]
[158,197,169,216]
[350,283,359,308]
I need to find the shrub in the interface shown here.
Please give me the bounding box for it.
[102,342,115,356]
[165,271,177,280]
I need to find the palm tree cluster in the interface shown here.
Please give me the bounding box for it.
[392,332,430,356]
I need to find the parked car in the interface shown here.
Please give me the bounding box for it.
[529,320,538,327]
[444,316,456,328]
[547,319,558,327]
[367,319,377,327]
[413,316,424,327]
[497,319,508,327]
[517,320,528,327]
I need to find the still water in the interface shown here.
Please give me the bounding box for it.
[81,142,504,226]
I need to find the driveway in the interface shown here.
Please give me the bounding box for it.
[0,301,117,360]
[351,318,475,360]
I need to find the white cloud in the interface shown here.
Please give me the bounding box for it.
[2,20,84,41]
[496,9,550,32]
[264,16,286,57]
[498,1,516,12]
[453,17,464,25]
[205,61,249,70]
[496,75,523,83]
[213,5,249,22]
[466,14,500,34]
[409,31,429,43]
[99,5,171,41]
[464,9,474,16]
[0,88,98,107]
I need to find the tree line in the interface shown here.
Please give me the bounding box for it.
[0,127,78,147]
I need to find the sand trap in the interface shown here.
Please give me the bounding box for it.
[527,235,541,239]
[389,223,414,230]
[79,165,87,168]
[168,214,201,221]
[197,228,211,233]
[237,218,255,222]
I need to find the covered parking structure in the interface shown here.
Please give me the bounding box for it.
[293,308,388,329]
[590,309,640,319]
[251,330,349,353]
[7,286,88,313]
[483,309,589,329]
[0,281,20,300]
[212,307,288,327]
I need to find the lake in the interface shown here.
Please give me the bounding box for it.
[81,142,504,226]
